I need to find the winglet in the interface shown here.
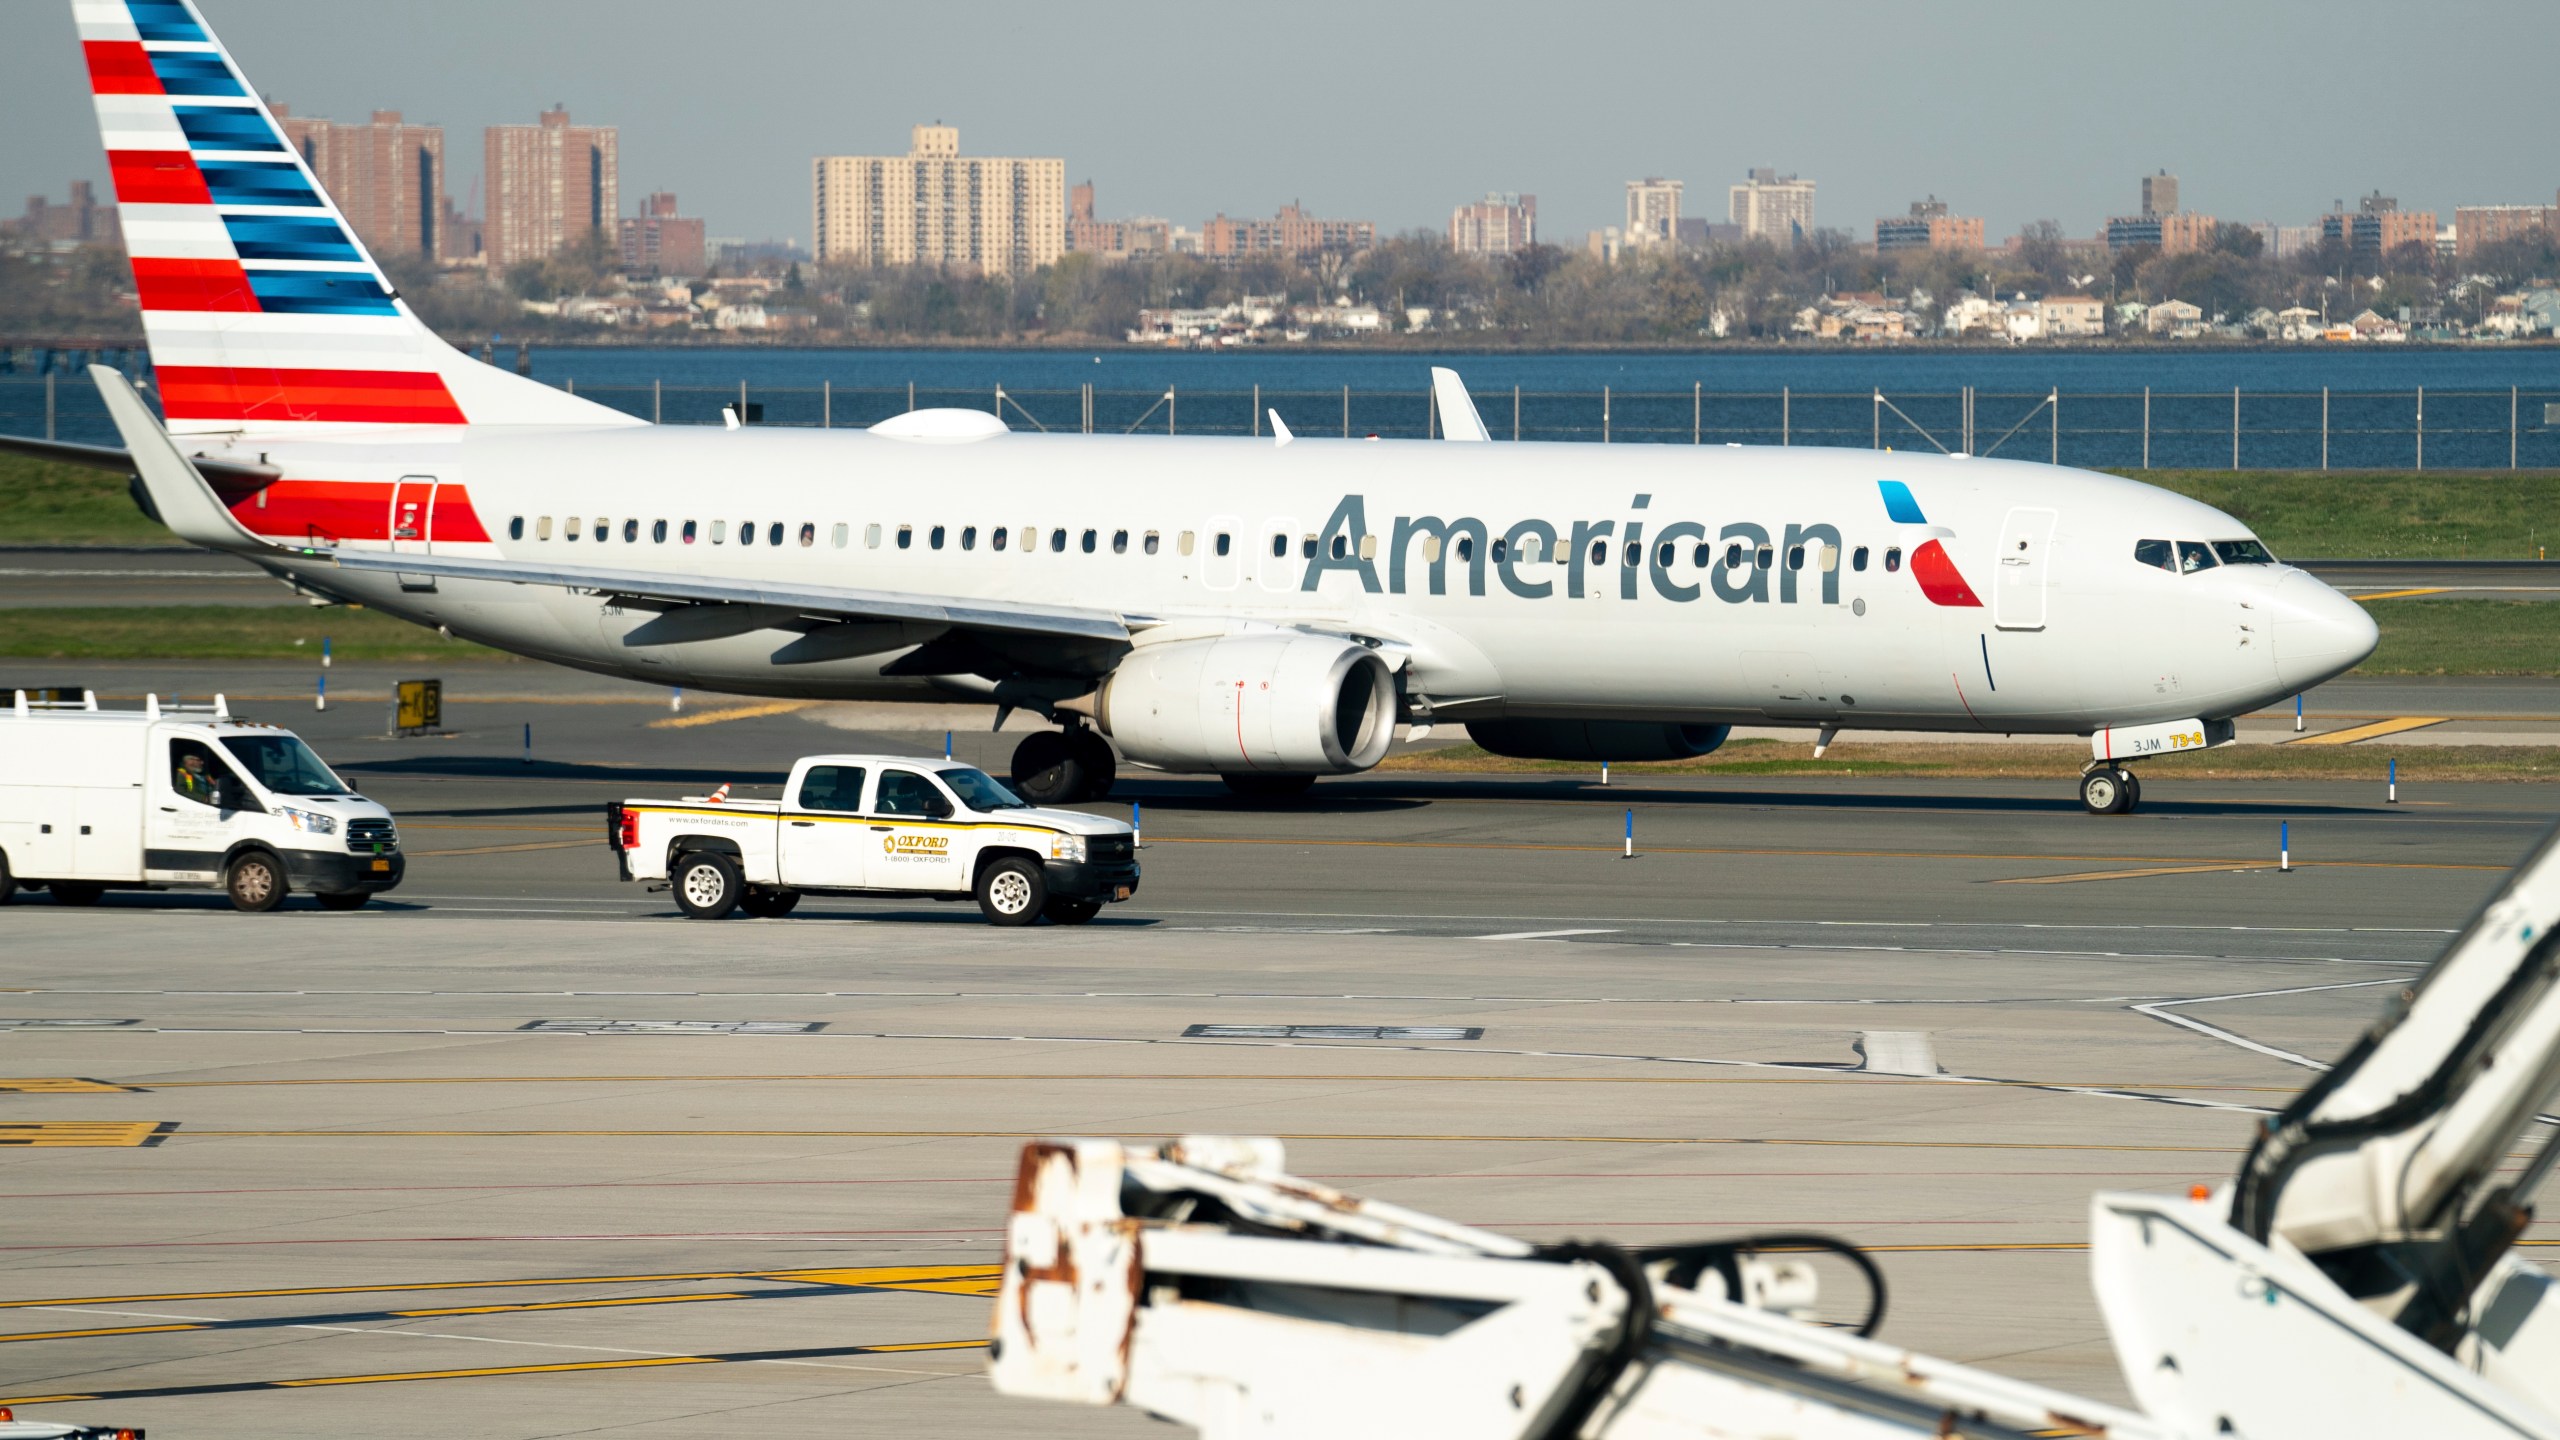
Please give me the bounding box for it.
[1269,410,1293,446]
[89,366,275,553]
[1430,367,1491,443]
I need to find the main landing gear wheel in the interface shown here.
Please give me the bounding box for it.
[1011,730,1085,806]
[2079,767,2138,815]
[738,887,801,919]
[1222,773,1318,801]
[673,851,742,919]
[976,856,1046,927]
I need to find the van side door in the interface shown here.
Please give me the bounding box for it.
[864,768,967,892]
[777,763,868,889]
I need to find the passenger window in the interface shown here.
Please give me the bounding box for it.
[2178,541,2218,573]
[1081,528,1098,554]
[865,523,882,549]
[682,520,698,544]
[2134,539,2175,571]
[1052,528,1068,553]
[1755,545,1774,571]
[1787,545,1805,571]
[1852,545,1869,572]
[536,516,554,540]
[1589,539,1607,567]
[1456,536,1475,562]
[961,525,978,551]
[1359,534,1378,560]
[1145,531,1162,555]
[1112,529,1129,554]
[1821,544,1839,572]
[565,516,582,541]
[1270,533,1287,559]
[1623,541,1640,568]
[797,764,867,813]
[799,523,816,548]
[711,520,727,544]
[1657,542,1675,567]
[1691,542,1711,566]
[653,519,668,543]
[768,522,784,547]
[992,526,1007,552]
[897,526,913,550]
[593,519,608,543]
[1019,526,1036,554]
[1329,535,1348,560]
[621,520,637,543]
[1884,546,1903,572]
[739,520,755,547]
[832,523,849,549]
[1301,535,1317,560]
[1491,537,1508,562]
[931,525,947,550]
[508,516,525,540]
[873,769,952,819]
[1725,542,1744,569]
[1422,536,1443,563]
[1214,533,1231,557]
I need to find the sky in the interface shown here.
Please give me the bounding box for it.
[4,0,2552,250]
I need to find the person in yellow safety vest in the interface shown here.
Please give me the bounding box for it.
[174,750,216,805]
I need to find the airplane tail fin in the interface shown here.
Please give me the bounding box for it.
[76,0,640,436]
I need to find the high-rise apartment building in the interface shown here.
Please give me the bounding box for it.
[1874,197,1983,252]
[2455,194,2559,260]
[484,106,618,271]
[1624,178,1681,249]
[2141,170,2179,217]
[273,104,444,262]
[812,126,1065,276]
[1729,168,1815,246]
[1201,204,1374,259]
[2105,211,2217,253]
[618,192,706,277]
[1450,192,1537,255]
[6,180,119,249]
[2319,193,2437,258]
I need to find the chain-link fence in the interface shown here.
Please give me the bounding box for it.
[8,372,2558,471]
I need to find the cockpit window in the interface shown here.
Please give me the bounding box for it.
[2176,541,2219,573]
[2213,539,2276,566]
[2134,539,2175,571]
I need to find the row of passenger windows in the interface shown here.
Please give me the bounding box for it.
[2134,538,2276,574]
[501,514,1904,575]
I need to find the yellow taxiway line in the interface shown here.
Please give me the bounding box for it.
[2287,717,2448,747]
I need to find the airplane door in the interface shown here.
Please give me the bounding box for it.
[388,475,437,554]
[1993,507,2058,631]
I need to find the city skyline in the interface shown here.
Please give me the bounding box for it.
[2,0,2551,253]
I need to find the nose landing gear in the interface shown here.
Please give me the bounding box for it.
[2079,763,2143,815]
[1010,723,1118,805]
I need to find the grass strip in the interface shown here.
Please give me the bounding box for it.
[0,606,507,663]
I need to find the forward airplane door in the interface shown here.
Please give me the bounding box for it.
[1993,507,2058,631]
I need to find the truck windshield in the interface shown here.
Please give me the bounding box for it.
[220,735,350,796]
[942,767,1030,811]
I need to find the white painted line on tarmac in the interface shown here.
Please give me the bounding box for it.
[1468,929,1621,941]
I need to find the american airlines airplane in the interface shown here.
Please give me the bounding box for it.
[17,0,2380,814]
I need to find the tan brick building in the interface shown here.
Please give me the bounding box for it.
[1200,204,1374,259]
[812,126,1064,276]
[2455,196,2558,260]
[1875,198,1983,252]
[484,106,619,272]
[273,105,445,262]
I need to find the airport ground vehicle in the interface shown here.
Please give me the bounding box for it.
[0,691,402,912]
[610,754,1138,926]
[0,1406,141,1439]
[991,822,2560,1439]
[16,0,2379,815]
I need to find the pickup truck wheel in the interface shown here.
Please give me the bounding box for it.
[976,857,1046,926]
[52,881,106,907]
[315,892,370,911]
[673,851,742,919]
[1067,730,1117,802]
[738,887,801,919]
[1011,731,1086,806]
[224,853,285,913]
[1043,898,1101,926]
[0,848,14,905]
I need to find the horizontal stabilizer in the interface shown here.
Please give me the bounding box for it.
[89,364,275,551]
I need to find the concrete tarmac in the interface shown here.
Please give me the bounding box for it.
[2,682,2556,1438]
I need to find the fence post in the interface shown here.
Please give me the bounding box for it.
[2321,387,2329,471]
[2514,386,2520,470]
[822,379,830,429]
[1513,384,1520,441]
[2142,386,2150,469]
[1252,383,1260,438]
[45,371,55,441]
[1168,386,1176,437]
[740,378,747,421]
[1873,389,1881,450]
[1427,383,1437,440]
[654,377,662,424]
[2051,389,2060,465]
[1693,381,1701,444]
[565,376,575,395]
[2415,386,2424,471]
[908,380,916,413]
[1782,385,1790,446]
[2232,386,2240,470]
[1602,385,1611,444]
[1342,384,1349,438]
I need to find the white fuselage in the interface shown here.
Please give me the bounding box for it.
[209,423,2374,735]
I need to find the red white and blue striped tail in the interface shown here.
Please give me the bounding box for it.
[77,0,640,437]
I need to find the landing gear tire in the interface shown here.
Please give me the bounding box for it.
[1043,898,1102,926]
[1011,730,1086,806]
[315,892,370,911]
[976,856,1046,927]
[52,880,107,907]
[1223,773,1317,802]
[1066,729,1117,802]
[673,851,742,919]
[2080,767,2134,816]
[738,887,801,919]
[223,853,284,912]
[2123,772,2143,812]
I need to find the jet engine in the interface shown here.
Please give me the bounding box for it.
[1466,719,1732,763]
[1087,633,1397,776]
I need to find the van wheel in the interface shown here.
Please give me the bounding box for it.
[976,857,1046,926]
[673,852,742,919]
[52,881,106,907]
[739,887,801,918]
[315,892,370,911]
[1044,898,1102,926]
[224,854,286,912]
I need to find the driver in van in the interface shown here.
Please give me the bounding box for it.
[175,749,216,804]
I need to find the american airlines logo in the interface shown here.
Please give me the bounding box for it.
[1293,481,1981,608]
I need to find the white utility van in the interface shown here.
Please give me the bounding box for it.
[0,691,403,911]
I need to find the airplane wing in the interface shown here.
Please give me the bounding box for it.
[317,548,1131,644]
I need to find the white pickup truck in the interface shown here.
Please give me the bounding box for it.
[610,754,1140,926]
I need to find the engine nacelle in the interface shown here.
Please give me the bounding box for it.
[1466,719,1732,763]
[1091,633,1397,776]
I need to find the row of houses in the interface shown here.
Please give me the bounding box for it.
[514,275,805,331]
